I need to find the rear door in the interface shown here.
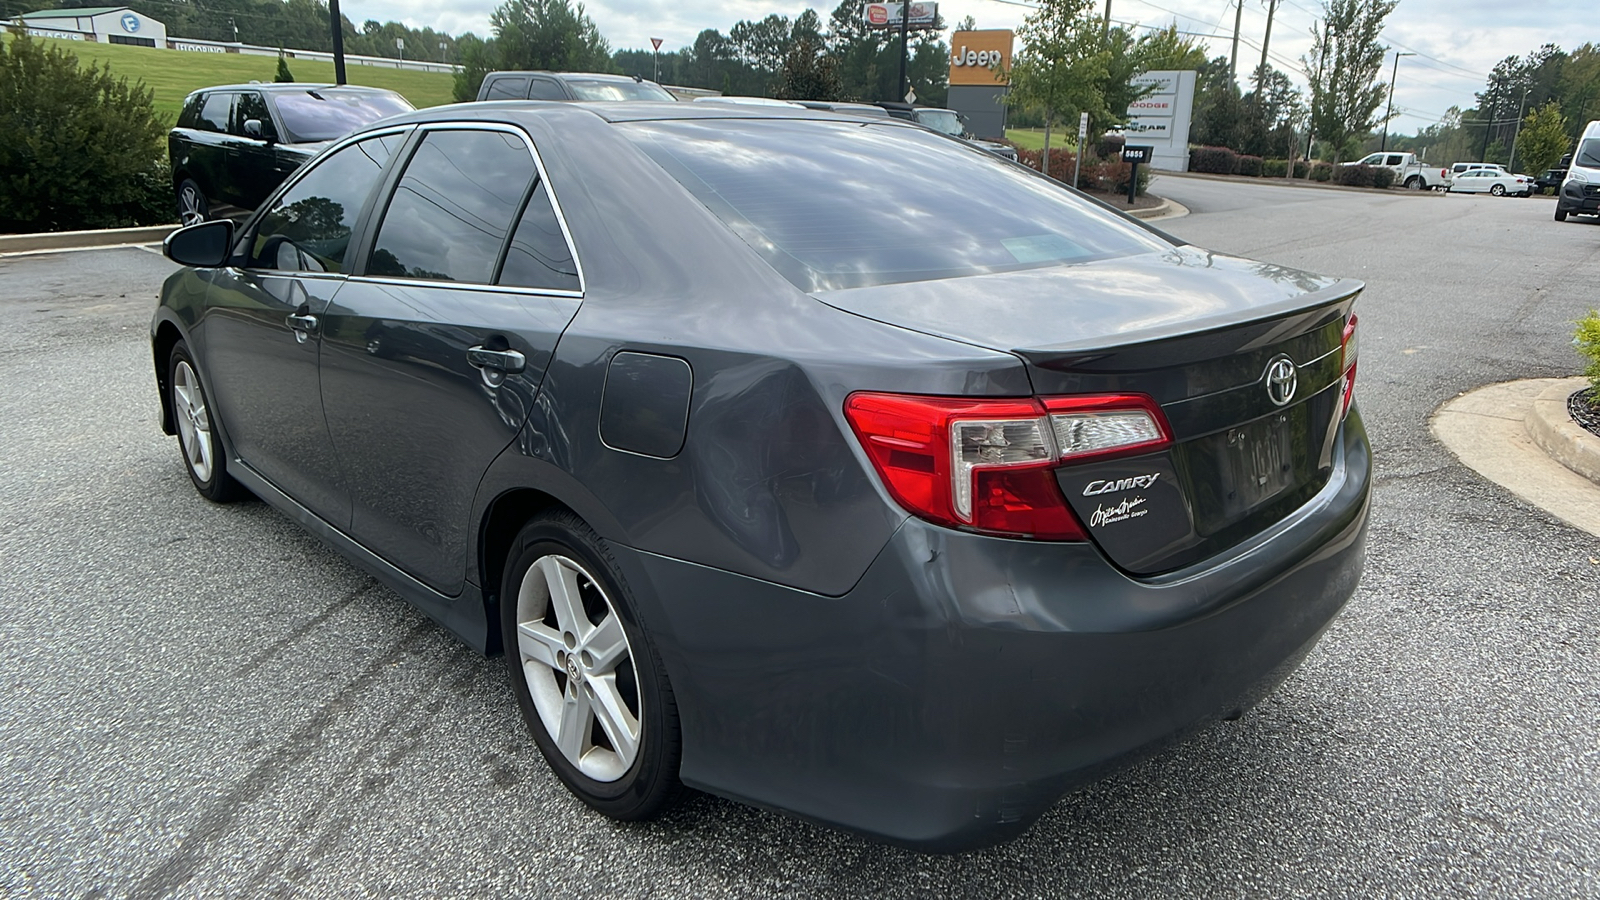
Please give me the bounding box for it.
[317,124,584,595]
[185,91,235,207]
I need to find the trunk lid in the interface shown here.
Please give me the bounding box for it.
[818,248,1363,574]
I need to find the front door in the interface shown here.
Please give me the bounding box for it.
[228,90,289,213]
[318,126,583,595]
[201,130,409,524]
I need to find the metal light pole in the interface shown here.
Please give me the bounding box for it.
[897,2,911,103]
[1379,52,1414,152]
[328,0,347,84]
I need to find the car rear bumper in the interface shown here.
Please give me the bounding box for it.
[611,409,1372,852]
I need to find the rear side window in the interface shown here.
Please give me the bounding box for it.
[177,94,203,129]
[498,181,580,291]
[485,76,530,100]
[248,134,404,273]
[367,130,536,284]
[528,79,567,101]
[197,93,232,132]
[623,119,1170,291]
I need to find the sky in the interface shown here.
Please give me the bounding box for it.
[337,0,1595,135]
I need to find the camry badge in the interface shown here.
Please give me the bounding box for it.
[1264,355,1297,407]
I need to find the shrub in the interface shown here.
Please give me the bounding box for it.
[1294,160,1311,178]
[1017,148,1085,188]
[1263,159,1288,177]
[1236,155,1264,177]
[0,31,170,232]
[1577,309,1600,400]
[1189,145,1238,175]
[1095,133,1125,160]
[275,51,295,83]
[1334,164,1377,188]
[1371,167,1396,189]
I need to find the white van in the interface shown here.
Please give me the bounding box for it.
[1555,120,1600,222]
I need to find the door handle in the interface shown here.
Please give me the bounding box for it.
[286,313,318,343]
[467,346,526,374]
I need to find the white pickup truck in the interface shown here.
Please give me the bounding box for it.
[1343,151,1449,190]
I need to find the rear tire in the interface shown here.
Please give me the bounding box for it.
[168,341,246,503]
[176,179,208,227]
[1405,176,1423,191]
[500,510,683,821]
[1490,184,1506,196]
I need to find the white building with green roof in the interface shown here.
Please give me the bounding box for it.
[13,7,167,48]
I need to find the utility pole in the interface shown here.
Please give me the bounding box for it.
[1379,51,1414,152]
[328,0,347,84]
[897,1,911,103]
[1103,0,1112,36]
[1229,0,1243,82]
[1257,0,1278,84]
[1478,99,1494,162]
[1508,89,1531,170]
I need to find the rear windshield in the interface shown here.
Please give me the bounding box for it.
[1576,138,1600,169]
[567,79,674,102]
[622,119,1169,291]
[274,90,414,143]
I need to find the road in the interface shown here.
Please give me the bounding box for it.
[3,179,1599,898]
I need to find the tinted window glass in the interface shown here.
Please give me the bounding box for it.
[197,93,231,132]
[273,90,414,143]
[565,79,674,101]
[916,109,964,136]
[527,79,567,101]
[1385,155,1403,166]
[623,120,1170,291]
[249,134,403,273]
[486,76,529,100]
[178,94,202,129]
[1576,139,1600,168]
[498,180,579,291]
[368,130,536,284]
[233,92,277,140]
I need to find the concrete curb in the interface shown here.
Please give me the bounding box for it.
[1526,378,1600,487]
[1431,378,1600,540]
[1128,196,1178,220]
[1154,169,1444,196]
[0,224,176,256]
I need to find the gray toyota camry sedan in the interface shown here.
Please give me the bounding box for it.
[153,102,1370,851]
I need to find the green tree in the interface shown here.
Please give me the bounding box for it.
[1303,0,1397,162]
[0,30,168,232]
[275,51,295,83]
[1004,0,1110,171]
[774,36,845,101]
[1191,55,1246,149]
[1134,24,1208,71]
[1516,102,1571,175]
[455,0,611,100]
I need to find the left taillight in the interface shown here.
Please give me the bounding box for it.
[1339,313,1359,419]
[843,392,1171,541]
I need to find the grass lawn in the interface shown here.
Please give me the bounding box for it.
[1005,128,1080,153]
[5,34,459,124]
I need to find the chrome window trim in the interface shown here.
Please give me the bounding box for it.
[362,121,588,297]
[237,124,417,278]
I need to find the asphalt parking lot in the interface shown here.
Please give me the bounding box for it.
[2,180,1599,898]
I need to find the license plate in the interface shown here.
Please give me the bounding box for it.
[1216,413,1295,522]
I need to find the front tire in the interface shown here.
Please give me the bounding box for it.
[168,341,246,502]
[501,510,683,820]
[1556,208,1569,221]
[176,178,208,227]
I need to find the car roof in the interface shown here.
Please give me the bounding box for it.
[185,83,400,96]
[434,101,927,128]
[487,71,657,84]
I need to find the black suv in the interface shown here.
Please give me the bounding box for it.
[475,71,676,102]
[169,83,413,225]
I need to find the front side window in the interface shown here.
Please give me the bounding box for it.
[367,130,536,284]
[248,134,405,273]
[272,90,414,143]
[1576,138,1600,169]
[623,119,1170,292]
[197,92,232,133]
[233,92,278,141]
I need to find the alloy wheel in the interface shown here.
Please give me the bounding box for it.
[179,185,206,226]
[515,554,641,782]
[171,360,214,483]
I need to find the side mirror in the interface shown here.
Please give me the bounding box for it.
[243,118,271,142]
[163,219,235,268]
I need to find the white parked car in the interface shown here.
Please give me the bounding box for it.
[1344,151,1448,190]
[1445,168,1533,197]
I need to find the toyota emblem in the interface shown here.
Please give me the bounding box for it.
[1264,355,1297,407]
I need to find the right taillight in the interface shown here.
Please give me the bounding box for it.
[1339,313,1359,419]
[843,391,1171,541]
